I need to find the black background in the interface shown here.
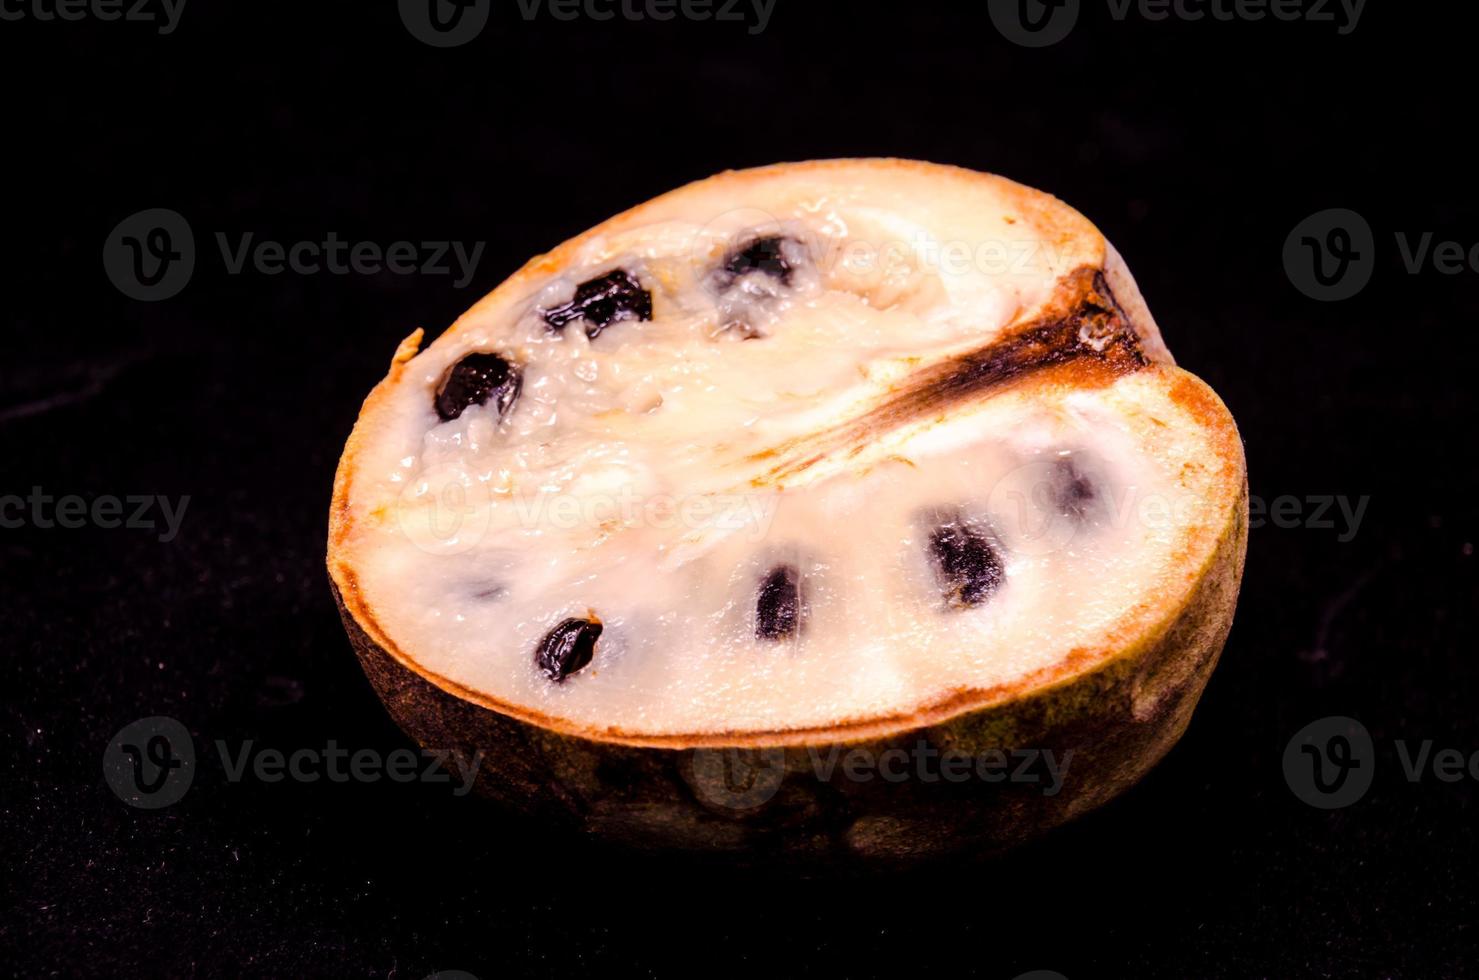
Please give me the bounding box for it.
[4,1,1478,977]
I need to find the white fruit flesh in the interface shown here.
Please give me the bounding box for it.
[331,161,1238,739]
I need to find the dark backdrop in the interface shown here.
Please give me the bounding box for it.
[3,2,1477,977]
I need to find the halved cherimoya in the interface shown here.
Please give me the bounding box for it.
[327,159,1246,864]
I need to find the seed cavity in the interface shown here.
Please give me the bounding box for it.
[713,236,796,290]
[543,269,653,340]
[435,352,523,423]
[536,617,603,683]
[1051,456,1097,520]
[755,563,805,641]
[708,236,805,339]
[928,519,1004,609]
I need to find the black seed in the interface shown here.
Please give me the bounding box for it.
[536,618,603,682]
[755,564,804,641]
[1052,457,1097,520]
[435,352,522,423]
[543,269,653,339]
[928,521,1003,609]
[715,236,795,290]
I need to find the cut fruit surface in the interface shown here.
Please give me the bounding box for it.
[330,160,1243,747]
[329,160,1245,861]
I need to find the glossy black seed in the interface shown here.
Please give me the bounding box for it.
[434,352,523,423]
[1052,457,1097,520]
[536,618,603,683]
[716,236,794,290]
[929,521,1004,609]
[755,564,804,641]
[543,269,653,339]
